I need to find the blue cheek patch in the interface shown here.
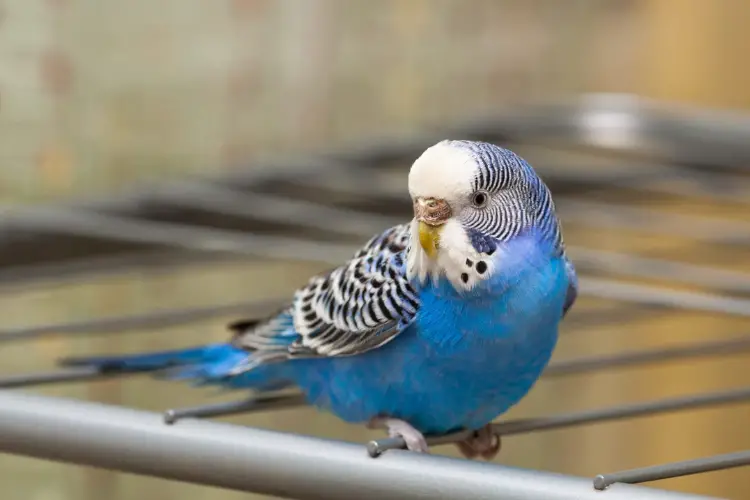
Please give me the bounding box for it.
[466,228,498,255]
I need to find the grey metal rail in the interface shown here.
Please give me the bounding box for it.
[594,450,750,490]
[368,386,750,456]
[0,299,286,342]
[0,391,717,500]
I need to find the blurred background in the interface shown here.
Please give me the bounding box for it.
[1,1,750,499]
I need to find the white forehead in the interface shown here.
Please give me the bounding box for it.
[408,141,478,200]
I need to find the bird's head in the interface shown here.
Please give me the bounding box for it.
[406,140,562,291]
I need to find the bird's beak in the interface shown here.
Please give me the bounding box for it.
[414,197,451,259]
[418,221,442,259]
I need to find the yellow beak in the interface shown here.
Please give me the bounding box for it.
[418,221,443,259]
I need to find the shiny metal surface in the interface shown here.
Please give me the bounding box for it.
[0,392,714,500]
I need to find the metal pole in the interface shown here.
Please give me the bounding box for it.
[0,392,714,500]
[594,450,750,490]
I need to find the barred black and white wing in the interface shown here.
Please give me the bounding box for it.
[232,224,420,361]
[290,223,419,357]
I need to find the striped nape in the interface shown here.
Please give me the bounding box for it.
[447,140,564,255]
[526,167,565,256]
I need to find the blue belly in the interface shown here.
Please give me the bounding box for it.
[291,250,569,434]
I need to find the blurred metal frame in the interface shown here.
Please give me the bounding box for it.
[0,93,749,497]
[2,93,750,285]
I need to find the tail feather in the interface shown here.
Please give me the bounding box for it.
[59,342,294,391]
[60,344,230,374]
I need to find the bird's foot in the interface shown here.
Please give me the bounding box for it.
[455,424,501,460]
[367,416,429,453]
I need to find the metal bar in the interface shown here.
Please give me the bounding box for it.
[0,299,286,342]
[594,450,750,490]
[533,160,750,204]
[544,335,750,377]
[4,199,748,298]
[467,93,750,170]
[114,185,750,295]
[492,386,750,435]
[0,392,708,500]
[0,250,205,290]
[3,206,356,263]
[163,393,307,424]
[557,200,750,246]
[150,180,400,237]
[624,169,750,204]
[581,278,750,317]
[369,386,750,456]
[0,367,109,388]
[569,248,750,294]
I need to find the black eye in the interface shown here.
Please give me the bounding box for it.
[471,191,488,208]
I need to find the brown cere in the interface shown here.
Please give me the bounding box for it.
[414,197,452,225]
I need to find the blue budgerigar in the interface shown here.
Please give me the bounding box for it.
[63,140,578,459]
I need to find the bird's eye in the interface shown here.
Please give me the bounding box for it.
[471,191,488,208]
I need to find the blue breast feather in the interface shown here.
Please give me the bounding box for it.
[289,231,570,434]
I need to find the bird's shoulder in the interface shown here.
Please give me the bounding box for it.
[232,224,420,359]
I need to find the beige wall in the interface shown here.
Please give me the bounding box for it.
[0,0,653,201]
[5,1,748,202]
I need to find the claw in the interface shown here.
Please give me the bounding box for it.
[367,416,429,457]
[455,424,501,460]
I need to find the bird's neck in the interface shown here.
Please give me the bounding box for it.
[414,234,568,348]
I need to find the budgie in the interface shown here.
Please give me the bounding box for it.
[62,140,578,459]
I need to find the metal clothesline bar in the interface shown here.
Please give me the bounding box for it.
[4,174,748,280]
[134,186,750,294]
[368,385,750,456]
[4,373,748,491]
[0,391,715,500]
[1,180,747,301]
[2,213,747,304]
[0,299,286,342]
[594,450,750,490]
[543,335,750,376]
[569,248,750,294]
[0,366,108,388]
[147,179,402,237]
[556,200,750,246]
[163,393,307,424]
[580,278,750,317]
[0,250,220,290]
[3,206,357,263]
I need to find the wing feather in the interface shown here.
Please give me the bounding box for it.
[290,223,418,357]
[232,224,420,361]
